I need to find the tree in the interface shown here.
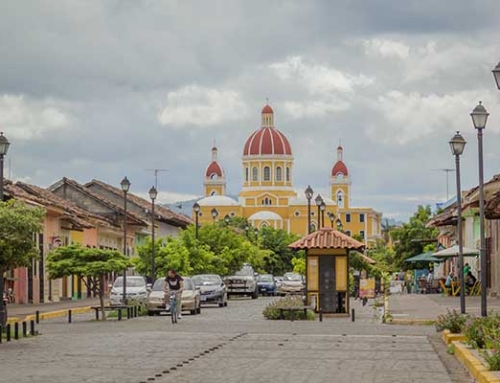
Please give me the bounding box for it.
[259,227,300,275]
[47,245,133,320]
[391,205,438,269]
[0,200,44,326]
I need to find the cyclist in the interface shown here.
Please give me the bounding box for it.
[163,269,184,319]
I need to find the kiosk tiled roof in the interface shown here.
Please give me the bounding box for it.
[289,228,365,250]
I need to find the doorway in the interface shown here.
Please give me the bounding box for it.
[319,255,336,313]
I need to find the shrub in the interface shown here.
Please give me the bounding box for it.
[465,312,500,349]
[263,296,315,320]
[435,309,469,334]
[483,345,500,371]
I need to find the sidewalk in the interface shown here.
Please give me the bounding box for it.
[389,293,500,320]
[8,298,101,318]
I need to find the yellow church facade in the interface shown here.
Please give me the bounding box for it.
[194,104,382,245]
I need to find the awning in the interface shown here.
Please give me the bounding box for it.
[404,252,442,263]
[433,245,479,258]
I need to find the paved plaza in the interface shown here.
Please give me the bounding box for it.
[1,297,472,383]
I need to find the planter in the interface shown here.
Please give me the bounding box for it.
[452,341,500,383]
[441,329,467,345]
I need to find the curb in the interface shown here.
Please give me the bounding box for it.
[452,341,500,383]
[23,307,93,322]
[442,329,466,345]
[388,318,435,326]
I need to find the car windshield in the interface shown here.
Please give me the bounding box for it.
[152,279,165,291]
[113,277,145,288]
[235,267,253,276]
[284,274,302,282]
[258,275,273,282]
[192,275,221,286]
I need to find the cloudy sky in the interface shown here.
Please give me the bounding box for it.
[2,0,500,220]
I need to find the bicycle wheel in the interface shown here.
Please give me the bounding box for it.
[171,301,177,324]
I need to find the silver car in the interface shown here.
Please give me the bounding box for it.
[110,276,148,305]
[192,274,228,307]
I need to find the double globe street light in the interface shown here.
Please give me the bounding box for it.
[304,185,314,234]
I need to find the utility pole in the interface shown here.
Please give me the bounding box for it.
[146,169,167,189]
[433,168,455,200]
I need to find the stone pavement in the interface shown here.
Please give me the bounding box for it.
[0,297,471,383]
[389,293,500,320]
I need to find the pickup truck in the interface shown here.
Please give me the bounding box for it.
[225,265,259,299]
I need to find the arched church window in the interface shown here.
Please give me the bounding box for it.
[210,173,218,180]
[263,166,271,181]
[276,166,282,181]
[211,190,217,196]
[337,190,344,208]
[245,167,249,182]
[286,167,290,182]
[252,167,258,181]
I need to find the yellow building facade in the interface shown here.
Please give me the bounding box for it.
[195,104,382,245]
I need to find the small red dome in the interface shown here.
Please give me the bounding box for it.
[243,127,292,156]
[262,104,274,114]
[331,161,348,176]
[205,161,224,178]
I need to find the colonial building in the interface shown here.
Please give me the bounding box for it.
[195,104,382,244]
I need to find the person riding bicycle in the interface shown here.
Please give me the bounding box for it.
[163,269,184,319]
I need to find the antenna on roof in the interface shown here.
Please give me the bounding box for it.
[432,168,455,200]
[146,169,167,189]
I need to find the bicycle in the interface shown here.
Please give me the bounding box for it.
[169,291,178,324]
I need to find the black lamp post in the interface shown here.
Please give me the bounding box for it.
[320,201,326,229]
[305,185,313,234]
[315,194,323,231]
[0,132,10,327]
[471,102,489,317]
[492,60,500,90]
[224,214,230,226]
[193,202,200,240]
[120,176,131,304]
[0,132,10,202]
[449,131,466,314]
[328,212,335,228]
[336,218,343,232]
[149,186,157,283]
[211,208,219,222]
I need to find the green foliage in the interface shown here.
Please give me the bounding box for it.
[262,296,315,320]
[259,226,301,275]
[0,200,45,272]
[292,255,305,275]
[464,313,500,350]
[435,309,469,334]
[484,346,500,371]
[391,205,438,269]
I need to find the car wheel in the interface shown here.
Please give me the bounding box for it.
[190,308,197,315]
[147,311,154,316]
[252,289,259,299]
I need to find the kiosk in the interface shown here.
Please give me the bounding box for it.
[289,228,365,315]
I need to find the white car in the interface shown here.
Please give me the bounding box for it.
[110,276,148,305]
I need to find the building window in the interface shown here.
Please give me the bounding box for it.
[230,211,236,217]
[359,213,365,223]
[211,190,216,196]
[245,167,249,182]
[337,190,344,208]
[252,167,258,181]
[310,222,317,232]
[359,230,365,239]
[345,230,351,236]
[263,166,271,181]
[294,211,300,217]
[346,213,351,223]
[276,166,282,181]
[286,167,290,182]
[262,198,272,206]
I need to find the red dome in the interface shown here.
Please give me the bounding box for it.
[205,161,224,178]
[331,161,348,176]
[243,127,292,156]
[262,104,274,114]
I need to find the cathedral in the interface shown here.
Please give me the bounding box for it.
[194,104,382,244]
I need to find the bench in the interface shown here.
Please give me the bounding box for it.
[91,305,129,320]
[276,306,310,321]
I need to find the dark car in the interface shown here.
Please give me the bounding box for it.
[192,274,228,307]
[257,274,277,296]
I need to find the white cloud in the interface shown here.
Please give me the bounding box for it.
[158,85,248,128]
[367,89,498,144]
[282,99,350,119]
[362,38,410,59]
[0,95,72,140]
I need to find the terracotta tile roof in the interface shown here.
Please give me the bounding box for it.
[426,203,457,228]
[289,228,365,251]
[84,179,192,227]
[50,178,148,226]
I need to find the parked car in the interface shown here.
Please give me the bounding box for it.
[110,276,148,305]
[277,273,305,296]
[146,277,201,316]
[225,264,258,299]
[192,274,228,307]
[274,276,284,290]
[257,274,277,296]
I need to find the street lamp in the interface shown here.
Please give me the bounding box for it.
[224,214,230,226]
[336,218,343,232]
[320,201,326,229]
[193,202,200,240]
[315,194,323,230]
[120,176,131,304]
[449,131,466,314]
[0,132,10,201]
[305,185,314,234]
[492,60,500,90]
[211,208,219,221]
[471,101,489,317]
[245,225,249,238]
[328,212,335,228]
[149,186,157,283]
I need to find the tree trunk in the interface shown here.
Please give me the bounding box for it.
[0,270,6,327]
[99,275,106,321]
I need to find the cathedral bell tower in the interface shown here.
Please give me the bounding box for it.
[203,145,226,197]
[330,145,351,209]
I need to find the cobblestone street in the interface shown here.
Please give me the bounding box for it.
[1,297,470,383]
